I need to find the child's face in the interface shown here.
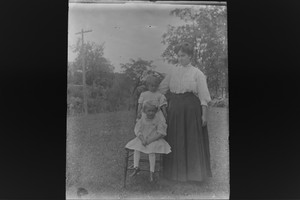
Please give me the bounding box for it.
[147,83,158,92]
[144,107,157,119]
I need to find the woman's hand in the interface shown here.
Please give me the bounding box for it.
[201,115,207,127]
[201,105,208,127]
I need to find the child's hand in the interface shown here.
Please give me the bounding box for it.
[161,105,167,119]
[163,112,167,120]
[142,140,147,146]
[138,135,146,146]
[138,135,144,141]
[145,134,163,146]
[144,138,151,146]
[137,112,142,119]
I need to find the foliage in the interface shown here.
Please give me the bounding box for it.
[67,85,83,99]
[161,5,228,97]
[68,39,118,114]
[105,73,133,111]
[67,95,83,115]
[120,58,153,95]
[70,39,114,88]
[210,97,229,107]
[120,58,166,112]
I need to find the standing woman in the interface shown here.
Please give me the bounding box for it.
[159,42,212,182]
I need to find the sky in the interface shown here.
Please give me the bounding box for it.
[68,2,202,74]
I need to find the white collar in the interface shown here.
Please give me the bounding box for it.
[179,63,193,69]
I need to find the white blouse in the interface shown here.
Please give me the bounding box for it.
[159,63,211,106]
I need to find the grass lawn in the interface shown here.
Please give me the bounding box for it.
[66,107,229,199]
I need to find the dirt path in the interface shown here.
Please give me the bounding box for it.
[66,107,229,199]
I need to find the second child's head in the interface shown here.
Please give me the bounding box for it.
[145,75,159,93]
[142,101,158,119]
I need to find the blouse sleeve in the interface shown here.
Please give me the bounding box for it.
[159,94,167,107]
[195,70,211,106]
[157,118,167,136]
[138,92,144,104]
[158,73,171,95]
[134,119,142,137]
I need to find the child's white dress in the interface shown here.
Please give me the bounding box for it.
[138,91,167,121]
[125,113,171,154]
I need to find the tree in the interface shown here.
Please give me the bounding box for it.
[120,58,153,96]
[72,40,114,87]
[105,73,132,111]
[68,39,115,114]
[161,5,227,98]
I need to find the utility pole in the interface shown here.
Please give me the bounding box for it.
[76,29,92,115]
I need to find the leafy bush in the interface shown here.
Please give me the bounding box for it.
[210,97,228,107]
[67,96,83,114]
[68,85,83,99]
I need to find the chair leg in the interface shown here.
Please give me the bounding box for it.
[159,154,163,178]
[123,149,129,188]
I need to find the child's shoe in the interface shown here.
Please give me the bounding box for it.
[149,172,154,182]
[130,167,140,177]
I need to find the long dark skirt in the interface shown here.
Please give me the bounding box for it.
[163,92,212,182]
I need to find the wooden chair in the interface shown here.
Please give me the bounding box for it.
[123,148,163,188]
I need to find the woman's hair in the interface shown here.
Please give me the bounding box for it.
[145,75,160,87]
[174,42,194,57]
[142,100,158,113]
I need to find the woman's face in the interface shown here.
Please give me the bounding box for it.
[177,50,191,66]
[144,107,157,119]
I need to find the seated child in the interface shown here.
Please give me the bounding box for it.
[137,75,167,121]
[125,100,171,182]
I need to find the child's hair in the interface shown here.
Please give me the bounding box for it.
[145,75,160,87]
[142,100,159,113]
